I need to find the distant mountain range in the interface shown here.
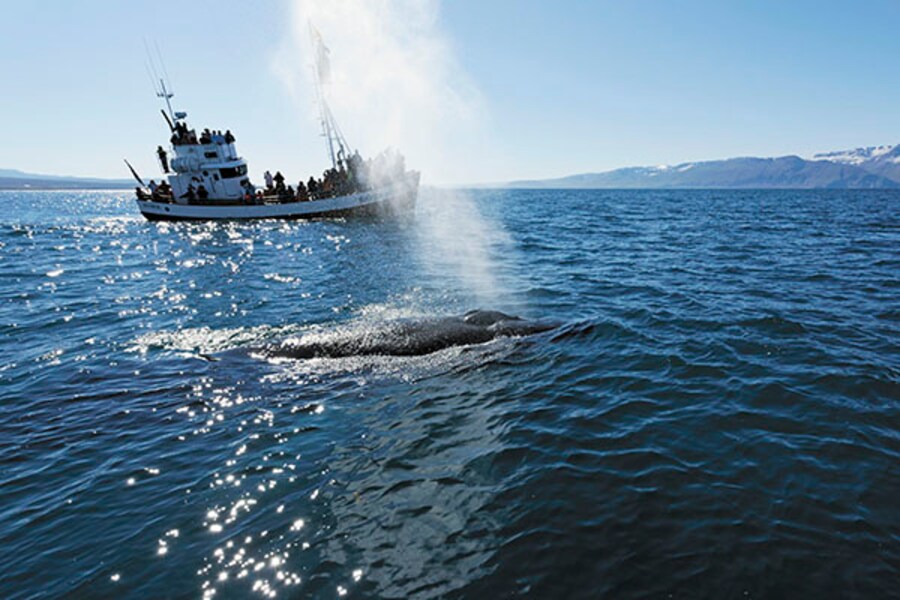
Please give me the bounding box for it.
[4,143,900,191]
[508,144,900,189]
[0,169,132,190]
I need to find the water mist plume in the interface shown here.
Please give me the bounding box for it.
[276,0,512,306]
[276,0,485,184]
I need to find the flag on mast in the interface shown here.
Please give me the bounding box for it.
[311,26,331,85]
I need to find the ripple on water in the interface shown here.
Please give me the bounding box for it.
[0,189,898,598]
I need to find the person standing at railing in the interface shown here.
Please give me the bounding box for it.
[157,146,169,173]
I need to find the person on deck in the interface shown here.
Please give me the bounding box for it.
[243,180,255,202]
[181,184,196,201]
[307,176,318,199]
[296,181,308,201]
[149,180,158,195]
[264,170,274,190]
[157,181,172,201]
[156,146,169,173]
[273,171,285,189]
[224,130,235,144]
[338,165,348,194]
[197,184,209,200]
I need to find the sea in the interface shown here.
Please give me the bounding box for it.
[0,188,897,599]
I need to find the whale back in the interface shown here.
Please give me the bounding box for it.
[253,310,557,360]
[462,309,521,327]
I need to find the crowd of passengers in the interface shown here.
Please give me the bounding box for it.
[170,122,235,146]
[258,151,361,202]
[143,143,406,204]
[255,149,406,203]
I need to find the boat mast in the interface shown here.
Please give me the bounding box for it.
[157,78,176,124]
[309,24,349,170]
[145,41,181,126]
[313,65,337,169]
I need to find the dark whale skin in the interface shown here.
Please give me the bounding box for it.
[255,310,557,360]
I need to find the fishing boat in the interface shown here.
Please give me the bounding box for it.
[129,33,419,222]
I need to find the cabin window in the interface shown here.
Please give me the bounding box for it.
[204,151,218,159]
[219,165,248,179]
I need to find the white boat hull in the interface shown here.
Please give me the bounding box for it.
[136,173,418,221]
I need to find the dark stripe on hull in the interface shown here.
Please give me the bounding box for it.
[139,198,415,222]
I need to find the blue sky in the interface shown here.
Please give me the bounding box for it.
[0,0,898,184]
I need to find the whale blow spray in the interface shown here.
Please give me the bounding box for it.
[277,0,511,305]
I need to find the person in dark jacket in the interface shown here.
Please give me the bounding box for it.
[181,184,196,201]
[156,146,169,173]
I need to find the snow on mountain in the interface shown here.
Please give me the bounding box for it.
[812,144,900,183]
[508,147,900,189]
[812,144,899,165]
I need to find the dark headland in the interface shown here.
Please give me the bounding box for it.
[0,169,132,191]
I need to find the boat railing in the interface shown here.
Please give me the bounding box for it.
[138,173,411,206]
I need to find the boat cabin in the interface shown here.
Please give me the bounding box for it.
[165,116,251,203]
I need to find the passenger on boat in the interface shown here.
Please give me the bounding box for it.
[285,185,295,203]
[197,184,209,200]
[224,130,235,144]
[174,122,198,145]
[200,129,211,144]
[349,150,363,173]
[156,146,170,173]
[296,181,308,201]
[274,171,285,189]
[149,180,158,194]
[243,180,255,201]
[337,165,349,194]
[181,184,196,201]
[264,170,274,189]
[157,181,173,201]
[171,122,186,145]
[212,130,226,144]
[307,176,318,199]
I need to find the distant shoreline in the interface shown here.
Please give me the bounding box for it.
[0,186,133,191]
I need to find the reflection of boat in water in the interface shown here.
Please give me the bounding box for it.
[131,31,418,222]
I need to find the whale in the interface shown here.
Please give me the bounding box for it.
[251,310,558,360]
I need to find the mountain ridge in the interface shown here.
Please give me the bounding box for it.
[0,169,132,190]
[507,144,900,189]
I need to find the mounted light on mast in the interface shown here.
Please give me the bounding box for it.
[157,78,176,124]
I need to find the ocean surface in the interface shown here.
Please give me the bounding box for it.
[1,188,898,599]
